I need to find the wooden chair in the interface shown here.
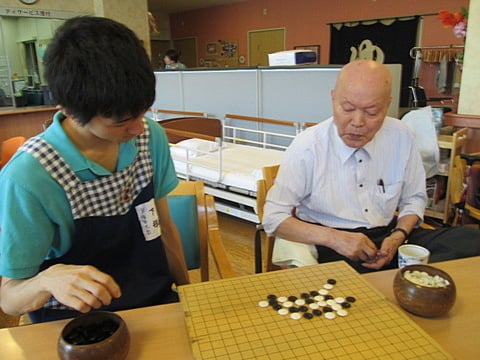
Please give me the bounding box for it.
[449,153,480,225]
[168,181,235,281]
[255,164,281,273]
[0,306,20,329]
[0,136,26,169]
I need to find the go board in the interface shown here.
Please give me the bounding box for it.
[178,261,452,359]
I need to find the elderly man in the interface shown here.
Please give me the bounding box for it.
[263,59,480,273]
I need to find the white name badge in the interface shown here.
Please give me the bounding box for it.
[135,199,162,241]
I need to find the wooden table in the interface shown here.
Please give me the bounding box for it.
[1,257,478,359]
[363,256,480,360]
[1,303,193,359]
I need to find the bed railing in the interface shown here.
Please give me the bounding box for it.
[153,108,208,121]
[223,114,301,150]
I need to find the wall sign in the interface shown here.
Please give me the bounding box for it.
[0,6,83,19]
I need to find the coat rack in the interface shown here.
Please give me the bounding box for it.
[410,45,464,63]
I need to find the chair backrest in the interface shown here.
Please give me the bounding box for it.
[450,155,467,206]
[256,165,280,222]
[0,136,26,169]
[256,165,280,272]
[0,306,20,329]
[168,181,234,281]
[465,162,480,222]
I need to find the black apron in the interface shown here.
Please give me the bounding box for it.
[22,125,177,322]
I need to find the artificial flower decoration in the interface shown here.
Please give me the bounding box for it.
[438,7,468,39]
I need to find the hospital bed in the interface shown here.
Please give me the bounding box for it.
[157,111,307,222]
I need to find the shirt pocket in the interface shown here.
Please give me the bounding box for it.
[375,180,403,215]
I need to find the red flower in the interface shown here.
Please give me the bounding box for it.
[438,7,468,39]
[438,10,466,27]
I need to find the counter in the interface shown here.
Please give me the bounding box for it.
[0,106,57,143]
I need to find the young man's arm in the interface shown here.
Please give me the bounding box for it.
[0,265,121,316]
[156,197,190,285]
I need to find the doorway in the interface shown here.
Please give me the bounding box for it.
[248,28,285,66]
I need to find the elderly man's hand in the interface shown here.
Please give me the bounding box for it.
[331,230,379,263]
[361,235,400,270]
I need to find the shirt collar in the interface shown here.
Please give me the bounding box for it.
[330,121,379,164]
[44,111,138,176]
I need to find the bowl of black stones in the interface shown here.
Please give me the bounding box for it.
[58,311,130,360]
[393,264,456,318]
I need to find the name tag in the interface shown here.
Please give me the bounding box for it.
[135,199,161,241]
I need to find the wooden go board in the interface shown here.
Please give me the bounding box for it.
[178,261,452,359]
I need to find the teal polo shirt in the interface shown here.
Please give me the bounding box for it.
[0,112,178,279]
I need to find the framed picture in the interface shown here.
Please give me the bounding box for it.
[12,79,26,94]
[206,42,218,55]
[294,45,320,63]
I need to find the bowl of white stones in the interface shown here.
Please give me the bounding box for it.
[393,264,456,318]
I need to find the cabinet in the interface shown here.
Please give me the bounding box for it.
[425,127,468,224]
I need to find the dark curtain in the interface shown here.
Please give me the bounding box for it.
[329,17,419,107]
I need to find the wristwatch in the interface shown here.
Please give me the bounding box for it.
[390,228,409,243]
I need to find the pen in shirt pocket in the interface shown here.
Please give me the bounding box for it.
[377,178,385,193]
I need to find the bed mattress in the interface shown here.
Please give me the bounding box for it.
[171,141,284,193]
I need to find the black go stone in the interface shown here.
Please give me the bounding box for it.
[268,298,278,305]
[303,312,314,319]
[64,320,119,346]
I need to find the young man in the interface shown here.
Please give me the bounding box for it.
[263,59,480,272]
[0,17,189,322]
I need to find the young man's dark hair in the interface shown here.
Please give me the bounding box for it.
[43,16,155,125]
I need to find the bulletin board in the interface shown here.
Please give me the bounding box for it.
[202,39,238,67]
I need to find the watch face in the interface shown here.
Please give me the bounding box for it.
[20,0,38,4]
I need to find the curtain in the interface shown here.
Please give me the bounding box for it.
[329,17,419,107]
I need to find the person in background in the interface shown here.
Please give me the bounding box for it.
[0,16,189,323]
[163,48,187,70]
[263,59,480,273]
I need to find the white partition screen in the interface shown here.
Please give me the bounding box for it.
[153,65,401,123]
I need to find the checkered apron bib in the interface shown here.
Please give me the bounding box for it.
[21,120,175,320]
